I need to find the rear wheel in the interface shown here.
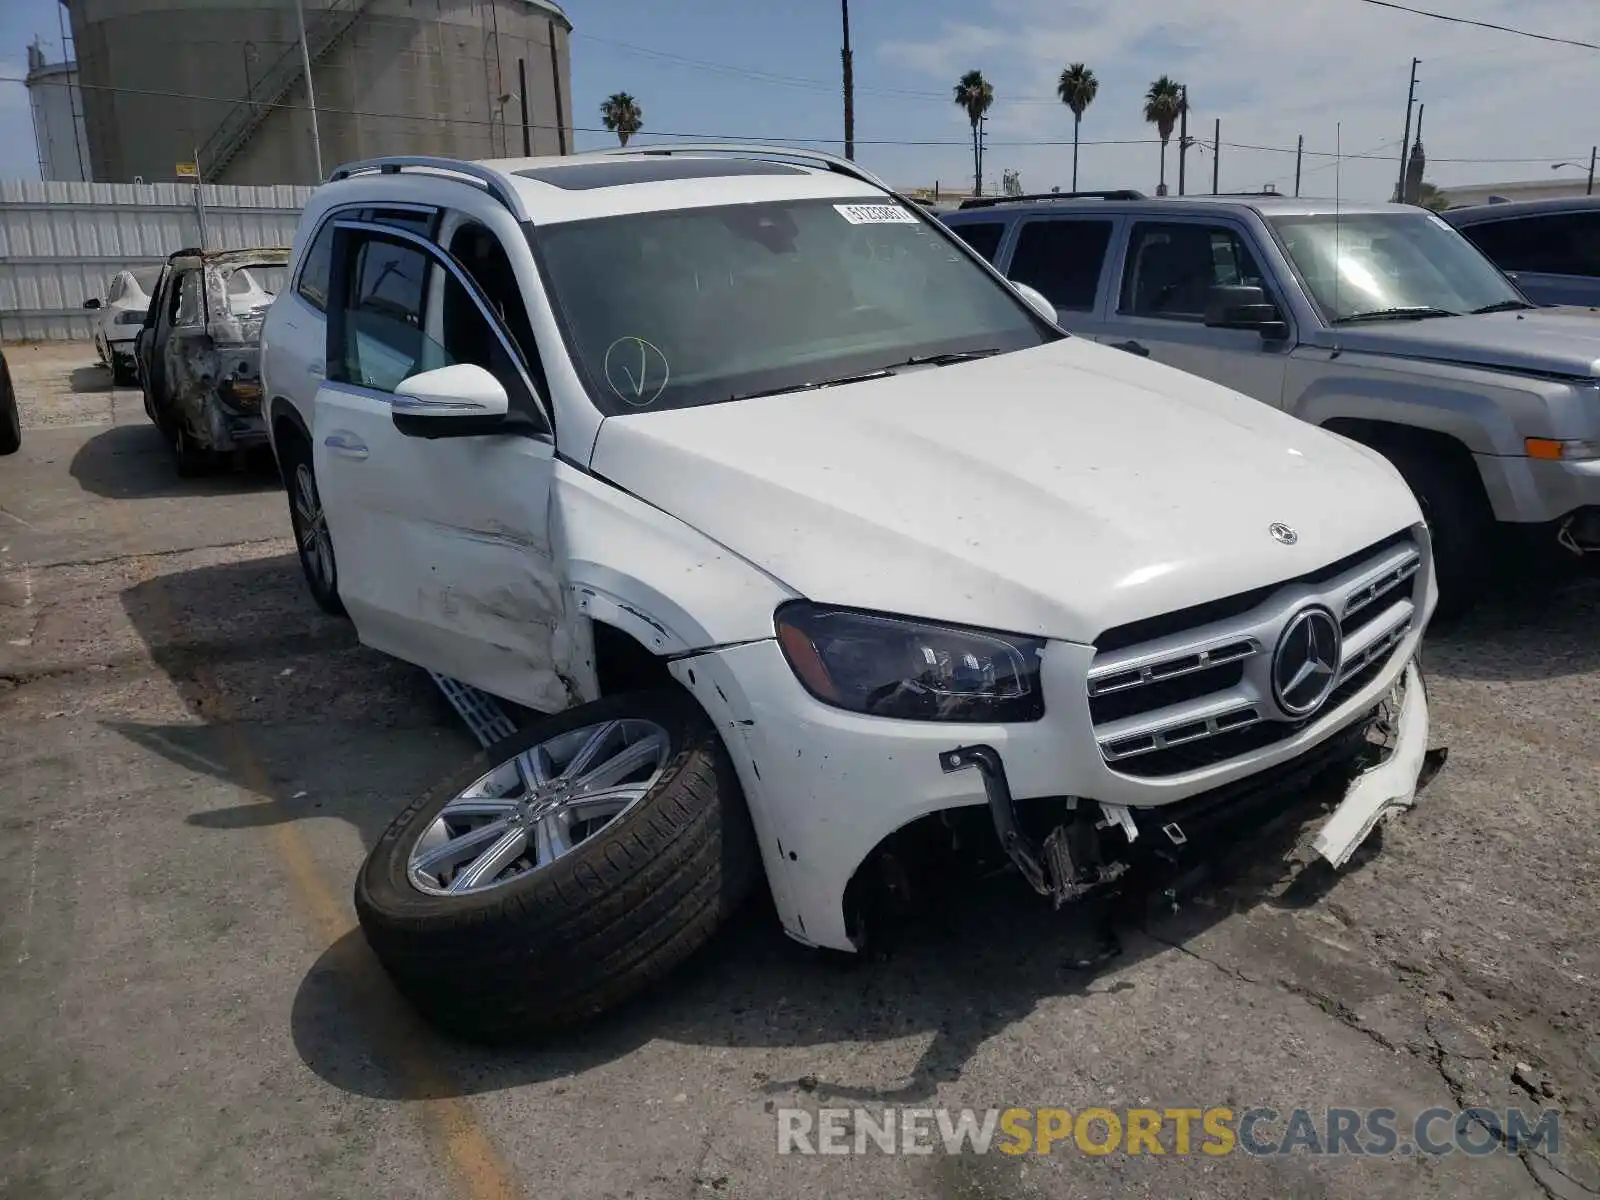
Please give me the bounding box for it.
[355,688,759,1043]
[278,432,344,616]
[170,423,215,477]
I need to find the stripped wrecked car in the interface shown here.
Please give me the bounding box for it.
[135,246,289,475]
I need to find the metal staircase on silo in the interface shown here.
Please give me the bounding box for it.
[196,0,371,183]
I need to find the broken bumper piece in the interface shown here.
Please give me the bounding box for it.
[941,657,1436,900]
[1312,659,1431,869]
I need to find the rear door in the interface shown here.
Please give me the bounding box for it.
[1099,217,1293,403]
[1000,214,1121,335]
[1454,210,1600,307]
[310,219,568,711]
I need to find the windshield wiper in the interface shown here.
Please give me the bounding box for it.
[1333,306,1460,324]
[892,348,1004,367]
[724,367,895,403]
[1470,299,1537,314]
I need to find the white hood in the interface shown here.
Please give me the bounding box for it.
[590,338,1422,643]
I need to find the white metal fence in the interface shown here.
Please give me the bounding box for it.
[0,180,314,341]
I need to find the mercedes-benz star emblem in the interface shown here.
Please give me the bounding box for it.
[1272,607,1342,718]
[1269,522,1299,545]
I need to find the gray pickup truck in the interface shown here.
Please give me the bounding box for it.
[941,194,1600,610]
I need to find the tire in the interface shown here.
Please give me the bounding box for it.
[112,359,138,387]
[1377,443,1493,618]
[0,353,19,457]
[355,688,760,1043]
[278,432,345,617]
[170,422,215,478]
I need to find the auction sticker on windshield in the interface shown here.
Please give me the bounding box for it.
[835,203,919,225]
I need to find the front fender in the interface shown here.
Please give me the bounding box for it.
[1286,350,1533,456]
[550,463,798,658]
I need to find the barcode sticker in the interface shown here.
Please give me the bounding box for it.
[834,203,919,225]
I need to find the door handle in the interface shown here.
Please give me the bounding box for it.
[323,432,369,460]
[1110,339,1150,357]
[308,361,325,379]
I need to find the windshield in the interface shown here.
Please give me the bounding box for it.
[130,265,164,296]
[1269,211,1526,322]
[530,197,1057,414]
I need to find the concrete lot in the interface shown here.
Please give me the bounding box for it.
[2,340,1597,1200]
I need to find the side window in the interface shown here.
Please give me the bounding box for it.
[1009,219,1114,312]
[1462,214,1600,278]
[362,207,437,237]
[1119,222,1266,319]
[173,271,203,326]
[446,220,549,399]
[106,277,124,304]
[948,221,1006,264]
[297,221,336,311]
[337,236,430,392]
[434,271,535,413]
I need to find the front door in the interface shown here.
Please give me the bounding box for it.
[1100,218,1294,405]
[310,219,571,712]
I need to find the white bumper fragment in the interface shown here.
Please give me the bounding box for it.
[1313,660,1430,869]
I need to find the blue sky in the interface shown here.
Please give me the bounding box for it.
[2,0,1596,200]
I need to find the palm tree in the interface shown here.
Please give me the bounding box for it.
[600,93,643,147]
[953,70,994,196]
[1057,63,1098,192]
[1143,75,1185,194]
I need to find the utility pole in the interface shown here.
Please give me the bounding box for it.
[840,0,855,160]
[294,0,324,182]
[1177,85,1189,195]
[1294,134,1303,197]
[1396,57,1419,203]
[1212,118,1220,194]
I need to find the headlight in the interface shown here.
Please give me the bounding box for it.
[774,601,1046,722]
[115,311,145,326]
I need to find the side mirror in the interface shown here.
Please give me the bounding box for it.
[391,363,510,439]
[1009,280,1059,324]
[1204,284,1288,339]
[82,298,102,310]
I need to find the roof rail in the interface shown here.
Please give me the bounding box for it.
[957,189,1146,209]
[326,156,526,220]
[592,142,891,193]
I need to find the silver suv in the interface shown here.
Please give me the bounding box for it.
[942,193,1600,611]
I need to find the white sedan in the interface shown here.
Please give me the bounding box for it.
[85,265,162,385]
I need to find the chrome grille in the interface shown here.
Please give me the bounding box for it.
[1088,530,1423,779]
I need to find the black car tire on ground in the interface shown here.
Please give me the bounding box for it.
[112,359,138,387]
[278,432,346,617]
[1379,444,1493,619]
[0,351,19,456]
[169,422,215,477]
[355,687,760,1044]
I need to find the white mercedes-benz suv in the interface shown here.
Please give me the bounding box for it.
[260,146,1438,1043]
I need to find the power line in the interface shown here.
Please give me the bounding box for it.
[3,72,1589,164]
[1351,0,1600,51]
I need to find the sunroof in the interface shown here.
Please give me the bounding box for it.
[514,157,808,191]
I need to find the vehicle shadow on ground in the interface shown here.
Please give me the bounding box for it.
[71,422,282,500]
[1424,555,1599,681]
[286,774,1392,1106]
[67,364,114,393]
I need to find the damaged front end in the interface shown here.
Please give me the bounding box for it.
[164,248,288,455]
[930,659,1441,911]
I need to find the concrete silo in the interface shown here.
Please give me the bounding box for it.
[65,0,574,186]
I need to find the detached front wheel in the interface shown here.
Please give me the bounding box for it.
[355,688,759,1043]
